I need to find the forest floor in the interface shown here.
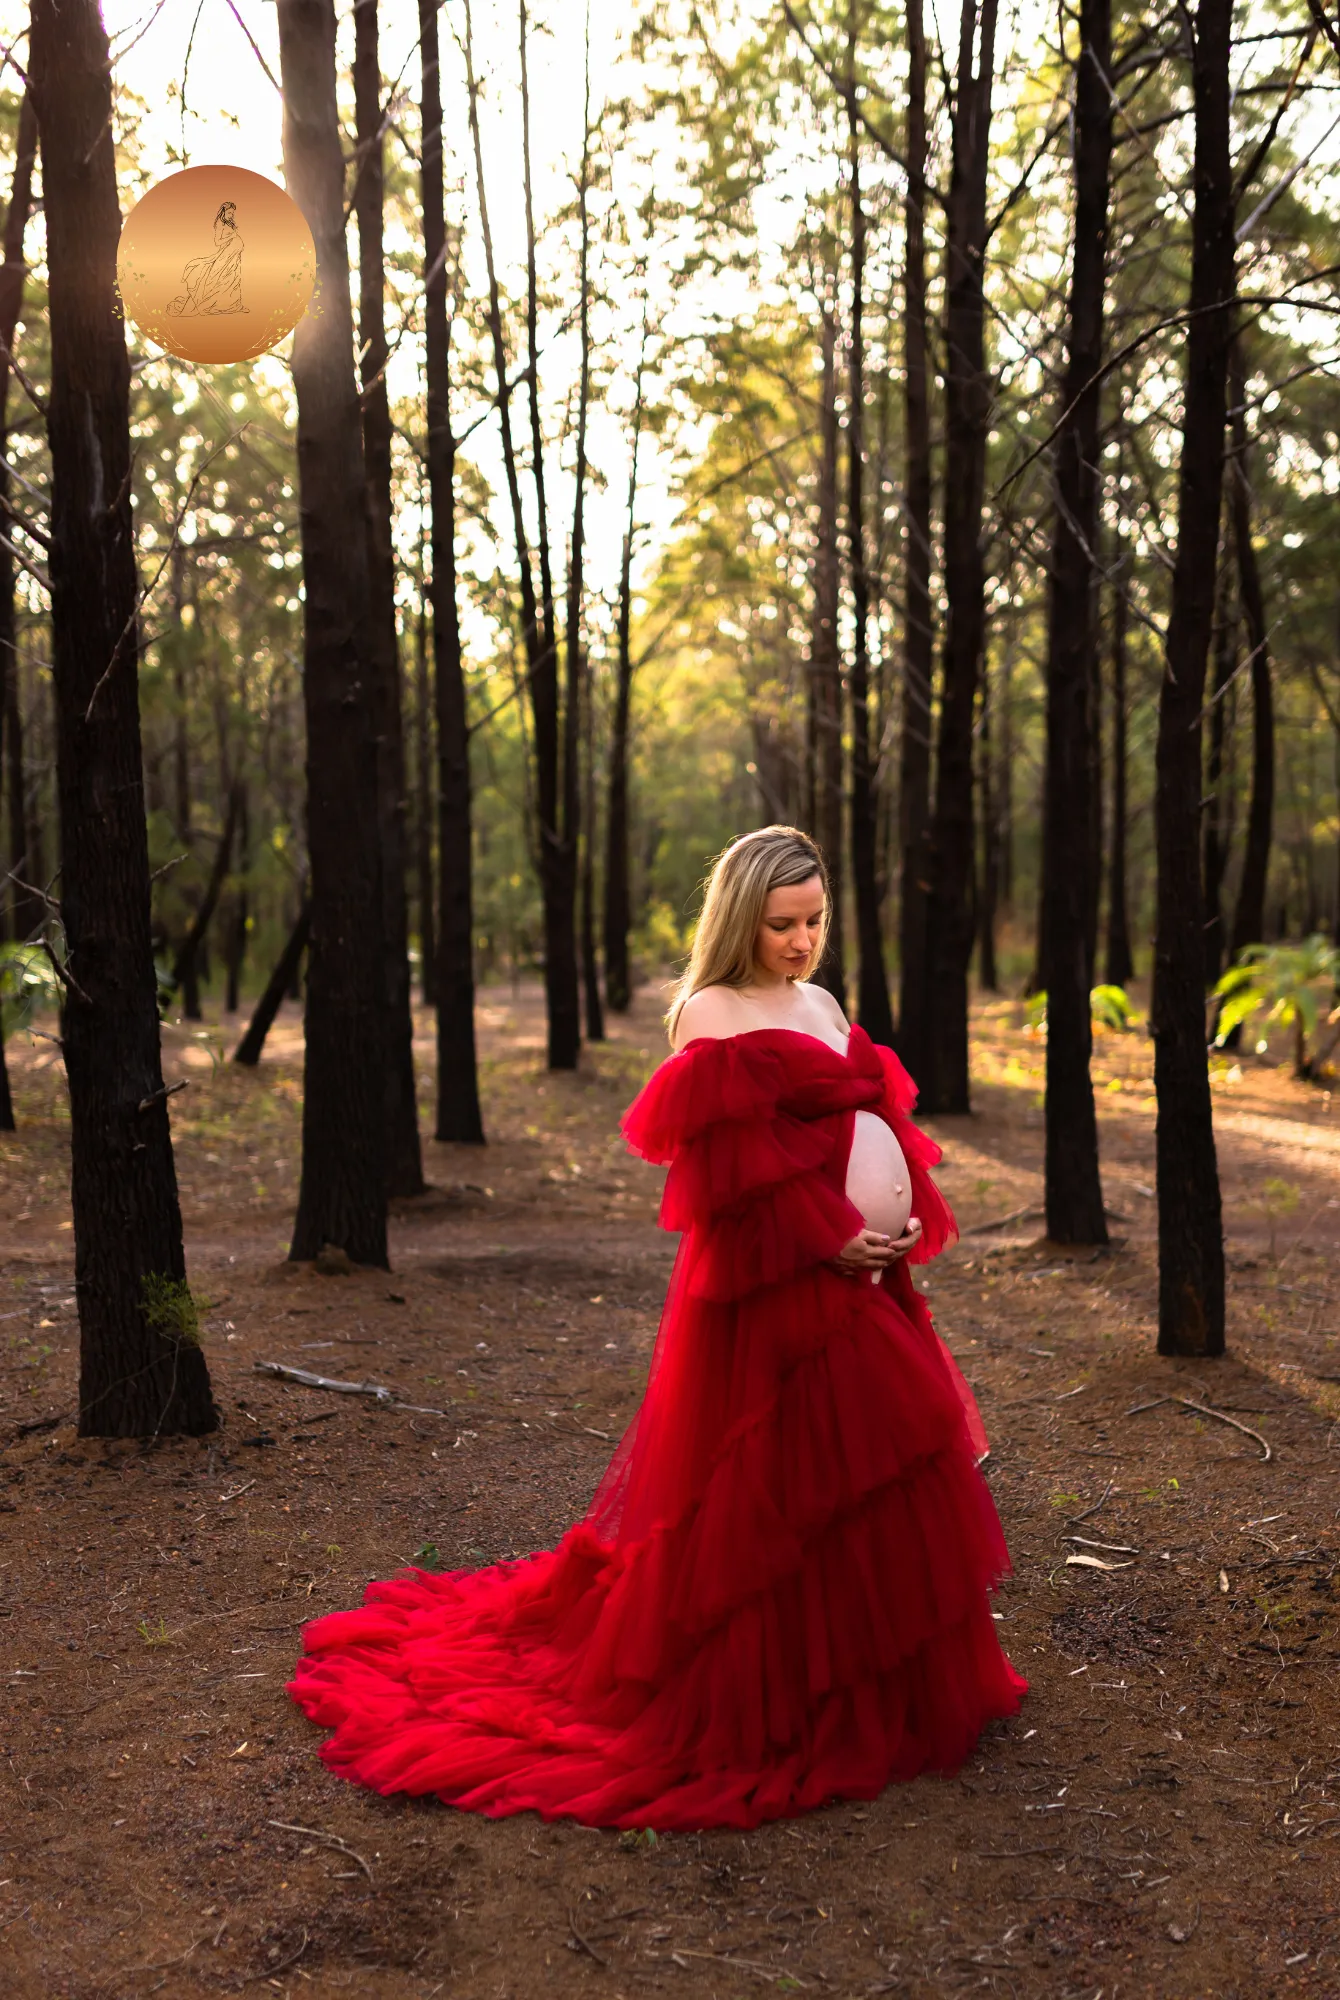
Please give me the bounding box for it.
[2,980,1340,2000]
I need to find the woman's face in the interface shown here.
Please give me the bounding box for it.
[753,873,825,982]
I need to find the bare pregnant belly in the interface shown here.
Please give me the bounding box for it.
[845,1109,912,1241]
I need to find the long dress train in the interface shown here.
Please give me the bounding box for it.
[288,1024,1026,1829]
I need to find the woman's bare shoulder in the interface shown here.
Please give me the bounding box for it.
[671,985,750,1050]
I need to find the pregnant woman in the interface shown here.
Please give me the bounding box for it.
[290,825,1025,1827]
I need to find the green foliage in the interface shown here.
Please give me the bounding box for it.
[1024,986,1139,1035]
[1213,936,1339,1075]
[0,946,61,1037]
[139,1272,203,1348]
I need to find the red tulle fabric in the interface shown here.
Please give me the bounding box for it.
[289,1024,1025,1829]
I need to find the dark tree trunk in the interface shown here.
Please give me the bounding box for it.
[0,89,36,947]
[421,0,484,1144]
[897,0,934,1074]
[1104,541,1134,985]
[846,31,894,1046]
[354,0,424,1196]
[224,783,249,1014]
[169,781,242,1006]
[921,0,998,1113]
[413,584,437,1007]
[1040,0,1112,1246]
[277,0,387,1267]
[1227,341,1274,963]
[580,648,604,1042]
[30,0,215,1436]
[1152,0,1231,1358]
[234,900,310,1067]
[977,658,998,991]
[1202,539,1235,983]
[811,293,845,1003]
[520,0,578,1070]
[567,24,595,1046]
[603,326,646,1016]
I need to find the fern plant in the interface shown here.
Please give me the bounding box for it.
[1213,935,1340,1078]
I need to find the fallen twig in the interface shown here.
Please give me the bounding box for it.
[567,1907,608,1967]
[670,1947,811,1986]
[963,1204,1043,1236]
[241,1926,309,1983]
[1066,1478,1114,1524]
[266,1821,373,1882]
[252,1360,446,1416]
[1124,1394,1272,1461]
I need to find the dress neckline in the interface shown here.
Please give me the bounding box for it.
[680,1023,864,1062]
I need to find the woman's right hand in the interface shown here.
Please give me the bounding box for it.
[834,1228,898,1275]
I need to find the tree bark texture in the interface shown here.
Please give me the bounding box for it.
[977,660,998,991]
[810,294,844,1002]
[1040,0,1112,1245]
[421,0,484,1143]
[1104,540,1134,985]
[234,899,310,1067]
[1202,537,1236,982]
[897,0,934,1076]
[846,47,895,1047]
[354,0,424,1196]
[921,0,998,1113]
[1152,0,1231,1358]
[30,0,215,1435]
[566,29,594,1044]
[1227,341,1275,963]
[277,0,388,1267]
[0,90,36,945]
[413,587,437,1007]
[603,330,647,1015]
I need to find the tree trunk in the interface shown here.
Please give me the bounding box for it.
[897,0,934,1073]
[846,34,895,1046]
[0,89,36,947]
[1104,538,1134,985]
[520,1,579,1070]
[413,576,437,1007]
[30,0,215,1436]
[564,22,595,1049]
[977,656,998,991]
[810,292,845,1002]
[580,647,604,1041]
[1227,340,1274,964]
[277,0,388,1267]
[1202,535,1236,983]
[421,0,484,1145]
[224,787,249,1014]
[354,0,424,1196]
[921,0,998,1113]
[603,324,647,1016]
[1152,0,1231,1358]
[1040,0,1112,1246]
[169,781,242,1005]
[234,899,310,1066]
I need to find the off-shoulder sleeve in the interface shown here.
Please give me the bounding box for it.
[875,1046,957,1264]
[620,1036,787,1166]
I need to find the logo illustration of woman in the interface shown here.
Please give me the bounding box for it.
[166,200,248,318]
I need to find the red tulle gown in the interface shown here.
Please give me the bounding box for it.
[288,1025,1026,1829]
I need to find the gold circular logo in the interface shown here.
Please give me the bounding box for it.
[117,165,315,365]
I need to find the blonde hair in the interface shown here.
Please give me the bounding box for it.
[666,825,829,1043]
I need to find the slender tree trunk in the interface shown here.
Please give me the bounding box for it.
[1152,0,1232,1358]
[519,0,579,1070]
[354,0,423,1195]
[421,0,484,1145]
[1104,538,1134,985]
[921,0,998,1112]
[0,89,35,948]
[277,0,387,1267]
[978,657,998,990]
[570,29,601,1047]
[413,573,437,1007]
[1227,340,1274,963]
[846,32,895,1046]
[1202,536,1235,982]
[898,0,934,1071]
[810,291,844,1001]
[30,0,215,1435]
[603,325,647,1015]
[169,780,241,1004]
[224,782,249,1013]
[580,647,604,1041]
[1040,0,1112,1245]
[233,900,310,1066]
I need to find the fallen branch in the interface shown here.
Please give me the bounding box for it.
[1066,1478,1114,1524]
[266,1821,373,1882]
[241,1926,310,1983]
[963,1204,1043,1236]
[671,1947,811,1987]
[567,1907,608,1968]
[252,1360,446,1417]
[1124,1394,1272,1461]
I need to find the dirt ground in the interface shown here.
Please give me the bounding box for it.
[2,981,1339,2000]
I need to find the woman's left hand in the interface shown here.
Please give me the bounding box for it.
[886,1217,923,1261]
